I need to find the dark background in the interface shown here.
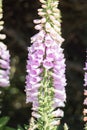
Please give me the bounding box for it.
[0,0,87,130]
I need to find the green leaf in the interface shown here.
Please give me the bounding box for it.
[17,125,24,130]
[0,117,10,128]
[57,124,63,130]
[4,126,16,130]
[24,124,29,130]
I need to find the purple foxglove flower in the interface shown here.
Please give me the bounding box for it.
[84,61,87,88]
[52,108,64,117]
[32,112,41,119]
[84,72,87,86]
[84,98,87,105]
[31,30,45,43]
[0,43,10,87]
[43,59,54,69]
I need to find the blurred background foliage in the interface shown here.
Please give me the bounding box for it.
[0,0,87,130]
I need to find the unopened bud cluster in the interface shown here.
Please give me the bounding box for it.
[0,1,6,38]
[34,0,64,43]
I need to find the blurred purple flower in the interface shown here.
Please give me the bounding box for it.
[0,43,10,87]
[83,59,87,122]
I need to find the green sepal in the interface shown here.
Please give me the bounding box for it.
[84,123,87,130]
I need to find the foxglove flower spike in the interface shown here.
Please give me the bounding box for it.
[25,0,67,129]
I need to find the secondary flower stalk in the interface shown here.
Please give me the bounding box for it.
[83,60,87,130]
[0,43,10,87]
[0,0,10,115]
[0,0,10,87]
[25,0,67,129]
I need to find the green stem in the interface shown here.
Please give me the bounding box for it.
[48,0,52,4]
[37,69,57,130]
[0,0,2,7]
